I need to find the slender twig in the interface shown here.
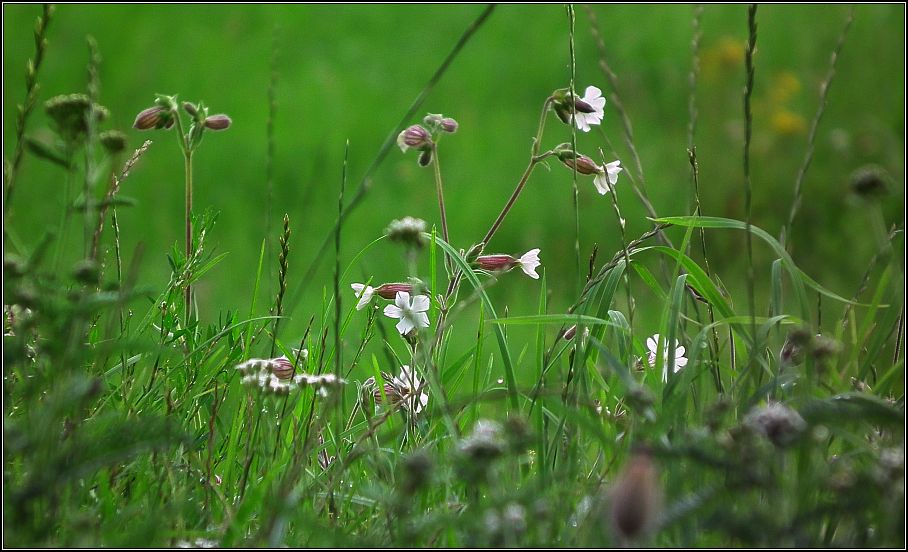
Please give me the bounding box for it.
[92,140,152,261]
[83,36,101,258]
[284,5,495,315]
[567,5,582,294]
[782,8,854,251]
[266,27,280,286]
[270,214,291,358]
[686,6,723,393]
[743,4,758,371]
[4,4,53,216]
[335,141,348,381]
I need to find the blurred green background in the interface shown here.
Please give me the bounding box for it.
[4,4,904,351]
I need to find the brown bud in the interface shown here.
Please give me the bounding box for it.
[607,447,662,542]
[183,102,198,116]
[374,283,414,300]
[204,114,232,131]
[133,106,173,131]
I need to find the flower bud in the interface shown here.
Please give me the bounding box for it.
[397,124,432,152]
[850,165,890,199]
[744,401,806,447]
[133,106,174,130]
[418,149,433,167]
[204,114,232,131]
[44,93,109,140]
[440,117,458,133]
[386,216,428,249]
[558,151,603,176]
[269,356,295,380]
[374,282,414,300]
[72,258,100,285]
[99,130,128,155]
[573,97,596,114]
[182,102,198,116]
[475,254,518,273]
[606,446,663,542]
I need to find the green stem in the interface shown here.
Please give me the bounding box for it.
[184,150,194,324]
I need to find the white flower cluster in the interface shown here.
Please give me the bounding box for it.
[236,356,345,396]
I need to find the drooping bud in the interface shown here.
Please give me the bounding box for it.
[744,402,807,447]
[204,114,232,131]
[182,102,198,116]
[475,254,518,273]
[418,149,433,167]
[397,124,432,153]
[557,150,604,176]
[606,446,663,543]
[386,216,428,249]
[440,117,458,133]
[99,130,128,155]
[374,282,414,300]
[849,165,890,199]
[133,105,174,131]
[44,93,109,140]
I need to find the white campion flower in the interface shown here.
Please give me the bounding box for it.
[517,249,541,279]
[383,291,431,335]
[573,85,606,132]
[645,333,688,381]
[392,364,429,415]
[593,160,623,195]
[351,283,375,310]
[475,249,542,280]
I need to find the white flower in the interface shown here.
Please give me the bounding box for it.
[592,160,622,195]
[517,249,542,279]
[383,291,431,335]
[351,283,375,310]
[392,365,429,414]
[574,85,606,132]
[645,333,688,381]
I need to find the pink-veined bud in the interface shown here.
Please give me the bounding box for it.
[204,114,232,131]
[374,283,414,300]
[440,117,458,133]
[475,254,518,272]
[559,152,603,176]
[133,106,174,130]
[270,356,295,380]
[397,125,432,152]
[573,97,596,114]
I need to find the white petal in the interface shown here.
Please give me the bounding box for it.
[519,248,540,265]
[518,250,541,279]
[589,96,607,111]
[396,132,409,152]
[355,286,374,310]
[675,346,686,357]
[395,291,411,309]
[413,312,430,329]
[351,283,365,294]
[593,174,611,195]
[396,317,414,335]
[605,161,622,186]
[575,115,591,133]
[410,294,431,313]
[647,335,659,353]
[384,304,403,319]
[583,85,602,100]
[674,357,688,370]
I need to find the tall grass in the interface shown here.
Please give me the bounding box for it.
[3,4,904,548]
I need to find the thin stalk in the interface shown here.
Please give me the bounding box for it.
[4,4,53,217]
[782,8,853,252]
[743,4,758,372]
[431,143,450,246]
[183,151,193,322]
